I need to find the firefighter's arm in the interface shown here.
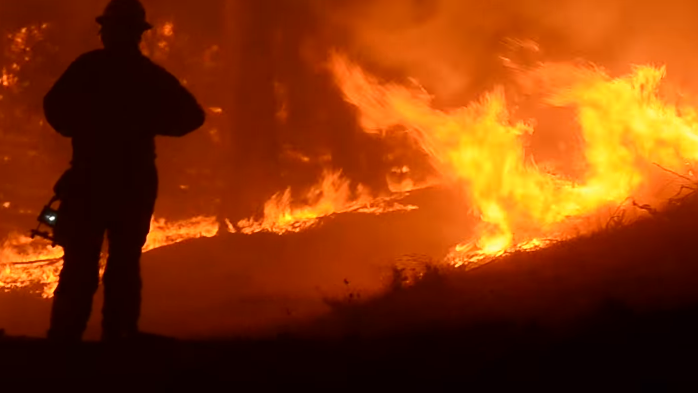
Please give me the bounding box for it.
[151,67,206,137]
[43,56,91,138]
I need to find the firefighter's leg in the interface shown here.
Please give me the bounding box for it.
[47,228,104,342]
[102,202,154,340]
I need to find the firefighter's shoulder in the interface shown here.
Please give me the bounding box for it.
[70,49,109,69]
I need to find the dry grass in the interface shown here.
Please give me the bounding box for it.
[306,185,698,341]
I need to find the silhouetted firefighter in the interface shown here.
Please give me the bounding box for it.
[43,0,205,343]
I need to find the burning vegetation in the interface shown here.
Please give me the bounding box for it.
[2,0,698,306]
[330,53,698,265]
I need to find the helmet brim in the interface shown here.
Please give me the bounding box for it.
[96,15,153,31]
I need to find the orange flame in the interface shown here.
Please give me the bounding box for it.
[329,52,698,266]
[236,170,417,234]
[143,215,219,252]
[0,233,64,298]
[0,216,219,298]
[0,171,416,297]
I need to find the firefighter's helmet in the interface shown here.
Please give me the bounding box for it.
[96,0,153,31]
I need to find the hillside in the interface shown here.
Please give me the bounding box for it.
[2,192,698,387]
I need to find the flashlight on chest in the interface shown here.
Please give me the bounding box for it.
[30,196,60,247]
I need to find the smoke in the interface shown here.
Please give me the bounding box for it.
[304,0,698,181]
[313,0,698,103]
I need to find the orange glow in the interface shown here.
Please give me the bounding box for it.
[160,22,174,37]
[387,165,438,193]
[0,68,18,88]
[329,52,698,267]
[141,21,176,59]
[1,24,47,90]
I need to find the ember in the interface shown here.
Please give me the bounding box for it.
[1,24,47,89]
